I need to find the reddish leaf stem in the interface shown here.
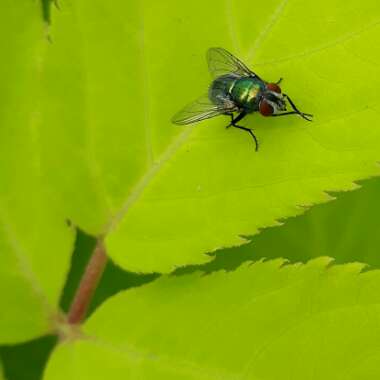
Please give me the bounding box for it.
[67,240,108,324]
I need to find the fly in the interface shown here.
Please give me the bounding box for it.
[172,47,312,151]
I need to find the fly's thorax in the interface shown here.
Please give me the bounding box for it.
[230,77,265,110]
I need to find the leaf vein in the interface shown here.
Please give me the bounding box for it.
[254,17,380,66]
[247,0,289,62]
[105,127,194,234]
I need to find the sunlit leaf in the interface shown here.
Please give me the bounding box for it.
[37,0,380,273]
[193,177,380,273]
[45,259,380,380]
[0,0,74,343]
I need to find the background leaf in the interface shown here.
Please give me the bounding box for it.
[242,176,380,267]
[0,336,56,380]
[44,259,380,380]
[38,0,380,273]
[3,162,379,380]
[0,359,5,380]
[184,176,380,274]
[0,1,74,344]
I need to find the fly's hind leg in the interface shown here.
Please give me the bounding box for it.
[225,113,234,129]
[232,124,259,152]
[225,111,259,151]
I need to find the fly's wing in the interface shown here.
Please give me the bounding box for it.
[207,47,259,79]
[171,94,237,125]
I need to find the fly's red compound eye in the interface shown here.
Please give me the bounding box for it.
[266,83,282,93]
[259,100,274,116]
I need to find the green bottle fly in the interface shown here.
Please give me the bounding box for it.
[172,47,312,151]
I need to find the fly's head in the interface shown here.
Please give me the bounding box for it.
[259,83,286,116]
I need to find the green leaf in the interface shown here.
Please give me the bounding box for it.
[191,176,380,273]
[0,335,57,380]
[0,1,75,344]
[44,259,380,379]
[0,360,4,380]
[39,0,380,273]
[249,176,380,267]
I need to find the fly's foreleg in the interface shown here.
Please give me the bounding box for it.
[225,111,259,151]
[283,94,313,121]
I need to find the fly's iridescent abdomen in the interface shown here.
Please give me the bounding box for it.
[208,74,237,106]
[209,75,266,113]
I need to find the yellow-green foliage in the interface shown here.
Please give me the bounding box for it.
[1,0,380,379]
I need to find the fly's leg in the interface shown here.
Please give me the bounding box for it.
[283,94,313,121]
[271,111,313,120]
[232,125,259,151]
[225,113,234,129]
[230,111,247,125]
[226,111,259,151]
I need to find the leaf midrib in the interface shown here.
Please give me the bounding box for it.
[104,127,194,235]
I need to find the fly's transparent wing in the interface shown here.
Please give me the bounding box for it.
[172,94,237,125]
[207,47,259,79]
